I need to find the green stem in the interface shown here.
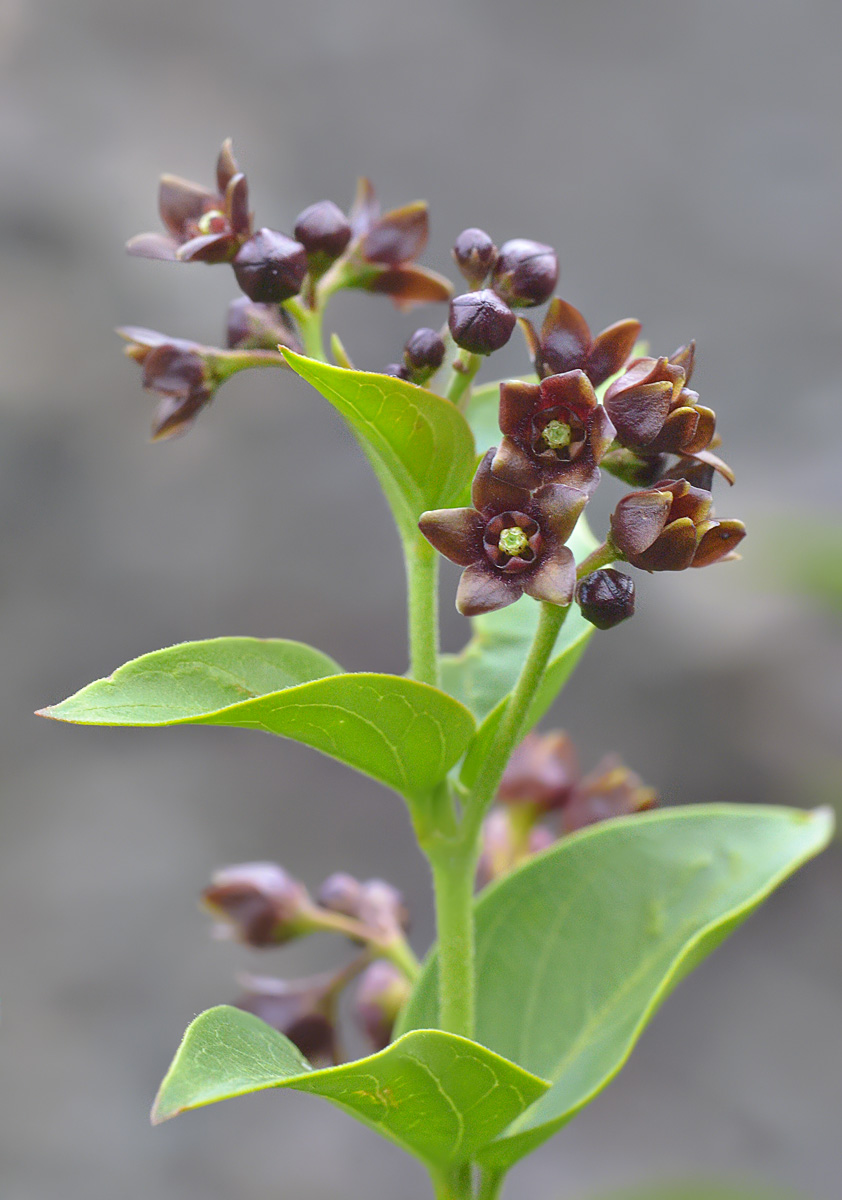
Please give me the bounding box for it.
[429,843,477,1039]
[209,348,289,382]
[576,537,618,578]
[463,602,569,845]
[431,1165,474,1200]
[284,296,327,361]
[404,533,440,687]
[477,1169,505,1200]
[445,349,482,408]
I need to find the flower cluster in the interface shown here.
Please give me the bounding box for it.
[202,862,416,1060]
[477,731,658,887]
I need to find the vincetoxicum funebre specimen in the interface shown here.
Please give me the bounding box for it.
[38,141,833,1200]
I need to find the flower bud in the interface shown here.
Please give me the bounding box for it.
[358,879,409,937]
[293,200,352,265]
[403,327,445,381]
[316,871,364,918]
[498,732,579,812]
[353,960,412,1050]
[202,862,314,947]
[383,362,410,380]
[476,808,557,887]
[448,289,516,355]
[563,756,657,834]
[492,239,558,308]
[233,228,308,303]
[452,227,498,288]
[236,973,337,1062]
[576,568,636,630]
[225,297,302,352]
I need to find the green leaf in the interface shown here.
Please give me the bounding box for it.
[152,1006,548,1172]
[282,351,477,540]
[398,805,834,1170]
[39,641,476,800]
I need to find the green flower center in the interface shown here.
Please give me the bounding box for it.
[542,419,573,450]
[498,526,529,557]
[197,209,226,235]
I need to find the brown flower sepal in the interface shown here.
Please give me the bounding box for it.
[126,139,252,265]
[604,349,715,457]
[119,326,218,440]
[610,478,745,571]
[419,451,586,615]
[491,370,616,495]
[522,298,641,386]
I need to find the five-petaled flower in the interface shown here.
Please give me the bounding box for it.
[491,370,616,495]
[126,139,252,264]
[521,297,641,386]
[604,345,716,459]
[610,478,745,571]
[118,326,219,440]
[419,451,587,615]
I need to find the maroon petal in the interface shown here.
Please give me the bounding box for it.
[669,340,696,384]
[367,265,452,309]
[151,387,212,441]
[646,406,700,455]
[472,449,532,513]
[350,177,380,237]
[491,437,543,491]
[589,404,617,463]
[588,319,642,387]
[683,405,716,455]
[633,518,698,571]
[141,344,206,396]
[611,490,671,557]
[539,370,597,419]
[689,447,736,486]
[126,231,178,260]
[225,172,251,236]
[692,519,746,567]
[116,326,172,349]
[418,508,484,565]
[498,380,541,436]
[539,298,591,375]
[604,380,673,447]
[216,138,240,193]
[456,563,521,616]
[533,483,588,546]
[517,316,541,369]
[522,544,576,606]
[176,232,238,263]
[158,174,217,237]
[362,201,429,265]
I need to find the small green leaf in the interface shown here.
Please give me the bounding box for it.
[152,1006,548,1172]
[40,642,476,800]
[398,805,833,1169]
[282,351,477,539]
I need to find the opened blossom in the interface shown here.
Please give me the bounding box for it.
[126,139,251,264]
[521,297,641,386]
[491,370,616,495]
[419,451,586,616]
[610,478,745,571]
[604,345,716,459]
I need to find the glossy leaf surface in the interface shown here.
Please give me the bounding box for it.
[40,640,476,800]
[282,351,476,539]
[398,805,833,1169]
[153,1006,548,1171]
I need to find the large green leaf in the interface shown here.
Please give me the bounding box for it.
[282,351,477,539]
[39,640,476,801]
[398,805,833,1169]
[152,1006,548,1172]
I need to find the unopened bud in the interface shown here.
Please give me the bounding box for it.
[403,327,445,381]
[492,238,558,308]
[202,862,313,947]
[294,200,352,266]
[353,960,411,1050]
[233,228,308,303]
[498,731,578,812]
[316,871,364,918]
[358,879,409,937]
[452,227,498,288]
[563,756,657,834]
[576,568,635,630]
[383,362,410,380]
[448,289,516,355]
[236,973,337,1062]
[226,297,302,352]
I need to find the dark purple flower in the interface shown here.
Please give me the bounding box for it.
[202,862,314,947]
[126,139,252,264]
[523,297,641,386]
[491,370,616,495]
[232,229,308,304]
[610,478,746,572]
[236,973,337,1063]
[118,326,218,441]
[419,452,586,616]
[497,731,579,812]
[604,350,715,458]
[353,961,411,1051]
[226,297,302,352]
[563,756,657,834]
[491,239,558,308]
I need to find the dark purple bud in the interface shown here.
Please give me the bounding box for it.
[452,227,498,288]
[449,289,516,355]
[353,961,411,1050]
[498,731,579,812]
[492,239,558,308]
[236,974,337,1063]
[226,297,302,352]
[358,879,410,936]
[233,228,308,303]
[202,862,314,947]
[316,871,364,919]
[383,362,410,380]
[294,200,352,264]
[403,327,446,380]
[576,568,636,630]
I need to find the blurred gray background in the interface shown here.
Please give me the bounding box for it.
[0,0,840,1197]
